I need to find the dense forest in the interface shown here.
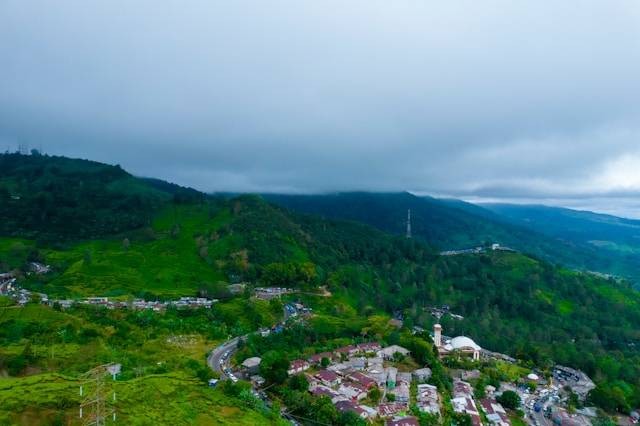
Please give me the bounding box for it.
[0,153,201,242]
[2,154,640,416]
[266,192,640,284]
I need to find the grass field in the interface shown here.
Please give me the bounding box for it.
[0,373,285,425]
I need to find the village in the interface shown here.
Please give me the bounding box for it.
[0,267,217,310]
[1,273,619,425]
[229,321,602,426]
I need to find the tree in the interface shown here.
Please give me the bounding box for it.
[321,357,330,367]
[260,351,289,385]
[367,386,381,404]
[497,390,521,410]
[288,374,309,391]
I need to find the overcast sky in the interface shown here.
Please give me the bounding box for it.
[1,1,640,216]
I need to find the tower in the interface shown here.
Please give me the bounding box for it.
[406,209,412,239]
[79,364,118,425]
[434,323,442,347]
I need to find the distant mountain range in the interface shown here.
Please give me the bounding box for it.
[265,192,640,284]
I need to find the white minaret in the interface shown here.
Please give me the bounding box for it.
[434,323,442,347]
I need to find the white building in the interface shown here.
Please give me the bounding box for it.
[433,324,481,361]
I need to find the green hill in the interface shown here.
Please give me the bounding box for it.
[483,203,640,255]
[0,153,202,243]
[2,155,640,416]
[265,192,640,283]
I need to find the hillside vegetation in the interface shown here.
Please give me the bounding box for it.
[266,192,640,283]
[2,154,640,416]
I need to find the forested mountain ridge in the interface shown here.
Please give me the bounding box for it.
[483,203,640,254]
[2,154,640,415]
[266,192,640,284]
[0,153,202,242]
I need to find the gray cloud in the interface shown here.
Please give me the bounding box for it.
[2,1,640,215]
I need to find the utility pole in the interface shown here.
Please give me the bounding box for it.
[79,364,119,425]
[406,209,412,239]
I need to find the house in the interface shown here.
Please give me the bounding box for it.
[335,345,358,357]
[338,382,368,401]
[417,384,440,415]
[241,357,261,375]
[315,369,341,387]
[288,359,310,376]
[391,382,410,403]
[335,400,369,420]
[347,357,367,371]
[386,416,420,426]
[480,398,510,426]
[250,375,266,387]
[349,371,377,389]
[312,385,345,403]
[452,379,482,426]
[328,362,353,375]
[378,345,410,360]
[357,342,382,354]
[397,372,412,385]
[377,403,406,418]
[309,352,335,365]
[413,368,432,382]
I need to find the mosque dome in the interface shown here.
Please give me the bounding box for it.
[448,336,481,351]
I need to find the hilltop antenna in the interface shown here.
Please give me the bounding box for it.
[406,209,412,239]
[79,363,119,425]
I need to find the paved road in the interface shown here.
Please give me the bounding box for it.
[207,336,242,378]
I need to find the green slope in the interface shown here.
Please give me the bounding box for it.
[3,155,640,415]
[265,192,640,284]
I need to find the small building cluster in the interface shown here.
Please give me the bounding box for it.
[0,272,17,296]
[416,383,440,415]
[254,287,293,300]
[292,343,441,423]
[0,280,218,311]
[451,379,483,426]
[480,397,510,426]
[552,365,596,401]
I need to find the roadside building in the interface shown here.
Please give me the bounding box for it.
[241,357,262,375]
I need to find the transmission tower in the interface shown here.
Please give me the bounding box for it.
[79,363,119,425]
[406,209,412,239]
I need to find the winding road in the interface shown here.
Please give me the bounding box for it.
[207,335,243,378]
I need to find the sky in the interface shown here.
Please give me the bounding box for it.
[1,1,640,217]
